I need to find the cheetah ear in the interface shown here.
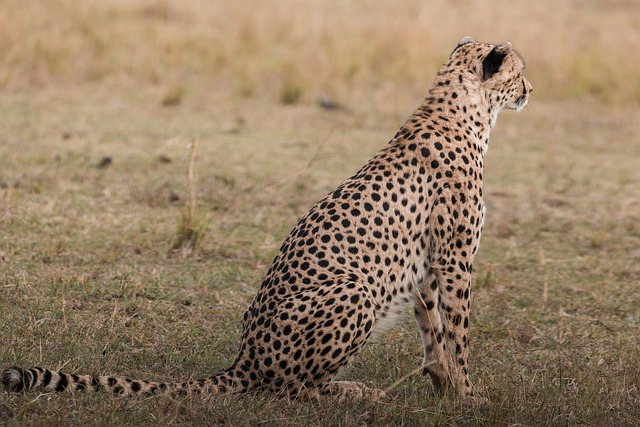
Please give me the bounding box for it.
[482,42,511,81]
[451,36,475,55]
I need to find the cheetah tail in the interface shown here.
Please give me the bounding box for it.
[2,365,246,397]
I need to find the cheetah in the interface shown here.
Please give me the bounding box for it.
[2,37,531,401]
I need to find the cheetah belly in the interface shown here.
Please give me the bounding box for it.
[370,296,413,337]
[370,260,430,337]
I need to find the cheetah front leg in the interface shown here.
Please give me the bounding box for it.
[414,272,450,392]
[414,268,475,398]
[438,268,474,398]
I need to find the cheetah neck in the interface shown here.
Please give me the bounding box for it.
[415,83,493,158]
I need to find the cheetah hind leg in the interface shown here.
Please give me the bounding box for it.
[327,381,387,401]
[298,381,386,402]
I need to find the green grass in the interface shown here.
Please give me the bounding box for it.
[1,0,640,425]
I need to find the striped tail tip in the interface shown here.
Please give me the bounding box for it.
[2,366,27,393]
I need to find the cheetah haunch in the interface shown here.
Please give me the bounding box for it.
[3,37,531,401]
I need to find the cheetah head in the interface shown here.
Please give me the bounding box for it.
[447,37,532,123]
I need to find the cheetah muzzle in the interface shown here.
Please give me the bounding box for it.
[3,37,531,401]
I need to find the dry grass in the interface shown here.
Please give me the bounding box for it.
[1,0,640,105]
[171,139,207,255]
[1,0,640,425]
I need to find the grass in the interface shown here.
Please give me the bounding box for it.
[1,0,640,425]
[1,1,640,105]
[171,139,207,255]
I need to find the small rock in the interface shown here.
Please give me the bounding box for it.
[317,95,344,111]
[96,157,113,169]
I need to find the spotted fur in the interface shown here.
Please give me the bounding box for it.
[3,37,531,400]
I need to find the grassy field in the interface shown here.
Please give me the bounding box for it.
[1,0,639,425]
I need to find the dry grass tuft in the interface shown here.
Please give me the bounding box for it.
[171,139,206,255]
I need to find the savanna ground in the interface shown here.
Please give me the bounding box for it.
[1,0,639,425]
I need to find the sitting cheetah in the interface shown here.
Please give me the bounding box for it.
[3,37,531,400]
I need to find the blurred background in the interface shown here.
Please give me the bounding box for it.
[1,0,639,108]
